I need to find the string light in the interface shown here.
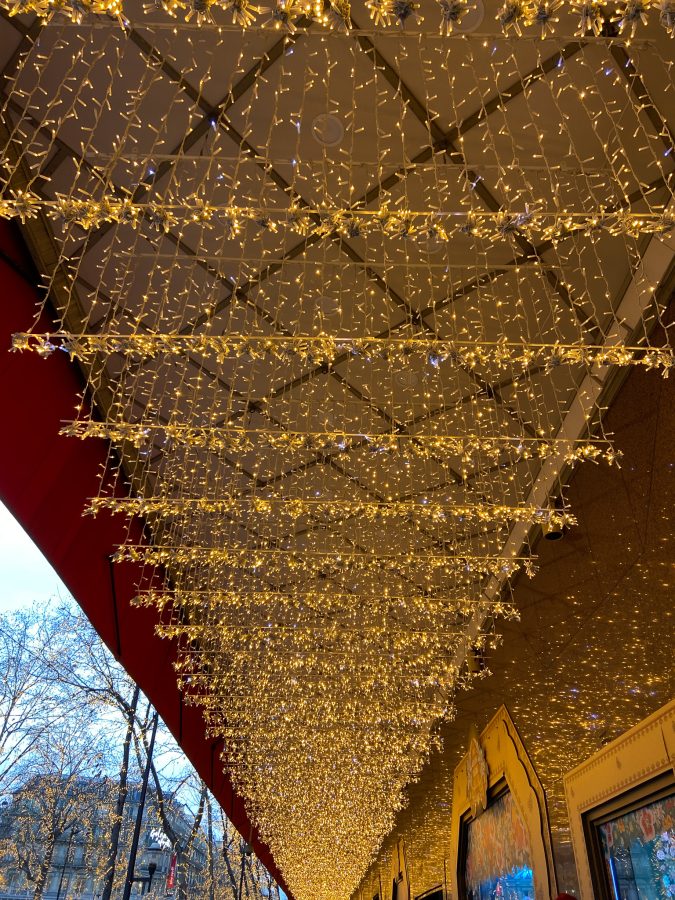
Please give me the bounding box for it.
[2,195,675,241]
[60,421,621,466]
[88,495,576,527]
[12,332,675,374]
[2,12,673,900]
[2,0,675,33]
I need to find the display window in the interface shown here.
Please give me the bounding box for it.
[451,708,557,899]
[459,784,535,900]
[583,773,675,899]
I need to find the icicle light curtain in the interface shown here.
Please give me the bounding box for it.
[1,2,673,898]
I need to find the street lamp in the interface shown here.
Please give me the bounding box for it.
[127,838,170,896]
[148,829,173,894]
[128,831,172,897]
[145,861,157,896]
[126,864,156,896]
[144,841,165,894]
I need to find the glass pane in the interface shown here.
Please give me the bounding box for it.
[464,792,534,900]
[597,791,675,900]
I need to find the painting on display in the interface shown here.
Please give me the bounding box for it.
[597,791,675,899]
[464,790,535,900]
[450,707,557,899]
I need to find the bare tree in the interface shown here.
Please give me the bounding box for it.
[100,683,140,900]
[0,607,69,793]
[36,605,145,900]
[132,716,208,900]
[206,796,215,900]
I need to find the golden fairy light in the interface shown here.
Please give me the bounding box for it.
[1,0,675,34]
[1,6,673,899]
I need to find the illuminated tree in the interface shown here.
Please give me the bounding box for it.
[37,604,143,900]
[0,717,108,900]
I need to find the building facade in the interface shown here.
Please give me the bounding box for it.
[0,778,207,900]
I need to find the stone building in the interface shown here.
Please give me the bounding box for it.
[0,778,207,900]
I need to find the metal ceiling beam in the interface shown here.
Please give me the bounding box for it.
[171,37,588,338]
[6,74,656,510]
[153,39,599,435]
[37,31,472,446]
[37,29,612,452]
[6,18,667,580]
[609,43,675,161]
[421,175,670,322]
[0,16,315,341]
[73,25,302,257]
[349,23,602,340]
[1,83,513,480]
[245,361,533,495]
[0,78,264,332]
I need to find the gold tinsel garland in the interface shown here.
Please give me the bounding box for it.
[2,194,674,242]
[60,420,623,464]
[87,495,577,527]
[1,0,674,34]
[12,332,675,375]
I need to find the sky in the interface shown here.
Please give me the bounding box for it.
[0,500,69,613]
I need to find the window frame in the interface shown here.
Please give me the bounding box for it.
[581,770,675,900]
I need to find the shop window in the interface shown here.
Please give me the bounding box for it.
[459,784,535,900]
[583,772,675,900]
